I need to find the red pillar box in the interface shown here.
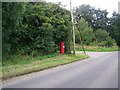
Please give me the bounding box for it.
[60,42,65,54]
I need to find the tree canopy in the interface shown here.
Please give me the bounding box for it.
[74,4,119,46]
[2,2,72,58]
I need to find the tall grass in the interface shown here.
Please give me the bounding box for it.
[2,53,89,80]
[3,53,58,66]
[76,44,118,52]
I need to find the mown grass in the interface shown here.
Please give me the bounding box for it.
[2,53,89,80]
[76,44,119,52]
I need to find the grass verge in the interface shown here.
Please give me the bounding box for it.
[76,45,119,52]
[2,54,89,80]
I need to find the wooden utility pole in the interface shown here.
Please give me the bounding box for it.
[70,0,76,55]
[78,31,86,54]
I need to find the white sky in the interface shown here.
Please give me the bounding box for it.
[46,0,120,17]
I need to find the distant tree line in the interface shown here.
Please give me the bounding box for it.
[74,4,120,46]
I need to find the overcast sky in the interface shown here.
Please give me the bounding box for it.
[46,0,120,17]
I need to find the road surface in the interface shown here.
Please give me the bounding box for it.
[2,52,118,88]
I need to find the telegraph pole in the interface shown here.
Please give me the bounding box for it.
[70,0,76,55]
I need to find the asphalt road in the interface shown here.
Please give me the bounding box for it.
[2,51,118,88]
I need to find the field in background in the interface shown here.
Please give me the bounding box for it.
[76,44,119,52]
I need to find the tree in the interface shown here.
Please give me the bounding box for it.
[108,12,120,46]
[2,2,72,58]
[94,29,114,46]
[2,2,26,57]
[76,18,95,45]
[94,29,109,41]
[17,2,72,55]
[77,17,88,31]
[75,4,109,31]
[81,27,95,45]
[75,4,118,46]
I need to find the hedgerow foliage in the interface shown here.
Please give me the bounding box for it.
[2,2,72,58]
